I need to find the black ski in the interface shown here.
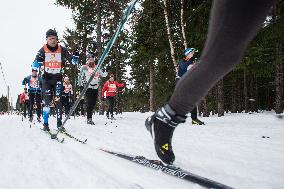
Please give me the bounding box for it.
[100,149,234,189]
[58,130,87,144]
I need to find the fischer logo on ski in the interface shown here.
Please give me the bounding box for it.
[132,157,188,178]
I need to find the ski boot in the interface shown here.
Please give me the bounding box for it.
[192,119,205,125]
[87,118,95,125]
[43,123,50,132]
[106,113,110,119]
[57,121,66,132]
[37,117,41,123]
[145,104,186,164]
[29,116,33,122]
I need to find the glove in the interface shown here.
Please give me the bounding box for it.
[106,65,111,72]
[101,96,105,101]
[31,60,40,70]
[73,51,79,57]
[71,51,79,65]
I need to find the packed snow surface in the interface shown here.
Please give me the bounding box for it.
[0,112,283,189]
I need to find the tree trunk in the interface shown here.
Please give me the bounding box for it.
[180,0,188,50]
[249,76,254,112]
[161,0,178,71]
[274,4,283,114]
[237,78,242,112]
[203,96,210,117]
[97,0,104,115]
[254,75,259,112]
[231,78,237,113]
[244,70,248,113]
[217,80,224,117]
[275,42,283,114]
[149,60,154,111]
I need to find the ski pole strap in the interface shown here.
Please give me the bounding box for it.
[60,0,139,129]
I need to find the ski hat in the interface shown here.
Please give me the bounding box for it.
[46,29,58,38]
[184,48,196,56]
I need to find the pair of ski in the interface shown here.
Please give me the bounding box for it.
[41,128,87,144]
[26,115,87,144]
[100,148,234,189]
[33,122,87,144]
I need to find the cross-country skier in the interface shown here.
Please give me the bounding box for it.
[22,69,43,122]
[62,76,73,116]
[78,55,108,125]
[19,88,29,118]
[176,48,205,125]
[101,74,124,120]
[31,29,79,131]
[145,0,276,164]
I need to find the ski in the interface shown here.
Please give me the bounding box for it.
[100,149,234,189]
[58,130,87,144]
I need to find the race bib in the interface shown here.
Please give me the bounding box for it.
[108,83,117,92]
[88,67,100,79]
[44,53,62,74]
[30,77,39,88]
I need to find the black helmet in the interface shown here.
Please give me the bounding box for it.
[46,29,58,38]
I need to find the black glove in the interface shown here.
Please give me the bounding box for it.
[106,65,111,72]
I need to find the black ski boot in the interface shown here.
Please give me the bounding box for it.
[145,104,186,164]
[29,116,33,122]
[57,121,66,132]
[43,123,50,132]
[192,119,205,125]
[106,113,110,119]
[87,118,95,125]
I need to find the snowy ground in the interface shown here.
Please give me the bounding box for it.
[0,112,283,189]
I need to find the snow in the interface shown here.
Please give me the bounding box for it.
[0,112,283,189]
